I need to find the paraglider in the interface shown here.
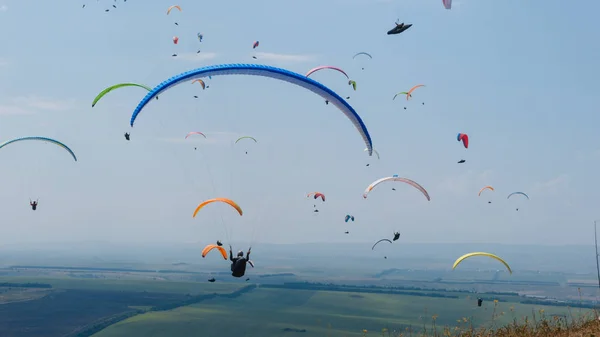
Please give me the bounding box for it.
[458,159,466,164]
[477,298,483,307]
[457,133,469,148]
[393,232,400,241]
[216,240,223,247]
[0,137,78,162]
[92,83,154,107]
[507,192,529,200]
[443,0,452,9]
[307,192,325,202]
[29,199,38,211]
[393,92,410,100]
[348,80,357,91]
[202,244,227,260]
[173,36,179,44]
[235,136,257,154]
[192,79,205,90]
[344,215,355,222]
[363,176,430,201]
[452,252,512,274]
[185,131,206,139]
[478,186,494,196]
[406,85,425,101]
[124,132,130,141]
[208,278,216,283]
[387,22,412,35]
[353,52,372,70]
[352,52,372,59]
[306,66,350,80]
[253,41,259,49]
[507,192,529,211]
[229,245,254,278]
[129,64,373,155]
[166,5,181,15]
[193,198,243,218]
[372,239,392,250]
[197,33,203,42]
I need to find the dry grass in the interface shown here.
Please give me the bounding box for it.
[362,302,599,337]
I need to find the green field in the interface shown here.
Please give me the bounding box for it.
[0,276,242,295]
[93,287,579,337]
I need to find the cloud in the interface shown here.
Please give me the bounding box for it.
[0,105,32,116]
[0,96,75,115]
[532,174,570,195]
[253,52,317,64]
[176,52,218,62]
[13,96,76,111]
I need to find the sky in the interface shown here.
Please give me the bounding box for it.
[0,0,598,248]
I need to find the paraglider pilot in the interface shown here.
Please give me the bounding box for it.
[477,298,483,307]
[124,132,130,141]
[229,245,253,278]
[393,232,400,241]
[29,199,38,211]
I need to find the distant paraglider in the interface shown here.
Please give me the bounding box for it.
[387,21,412,35]
[372,239,392,250]
[507,192,529,211]
[452,252,512,274]
[457,133,469,148]
[363,176,430,201]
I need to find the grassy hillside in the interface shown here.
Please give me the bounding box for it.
[93,287,590,337]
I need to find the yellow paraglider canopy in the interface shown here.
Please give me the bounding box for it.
[452,252,512,274]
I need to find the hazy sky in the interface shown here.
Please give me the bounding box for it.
[0,0,598,247]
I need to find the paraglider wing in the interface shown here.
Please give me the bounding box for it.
[478,186,494,196]
[235,136,258,144]
[353,52,373,59]
[363,176,430,201]
[129,64,373,155]
[185,132,206,139]
[201,244,228,260]
[387,23,411,35]
[253,41,259,49]
[348,80,357,91]
[92,83,153,107]
[0,137,77,162]
[393,92,410,100]
[443,0,452,9]
[372,239,392,250]
[192,79,206,90]
[193,198,243,217]
[507,192,529,200]
[166,5,182,14]
[364,148,380,159]
[452,252,512,274]
[406,85,425,100]
[305,66,350,80]
[307,192,325,202]
[457,133,469,148]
